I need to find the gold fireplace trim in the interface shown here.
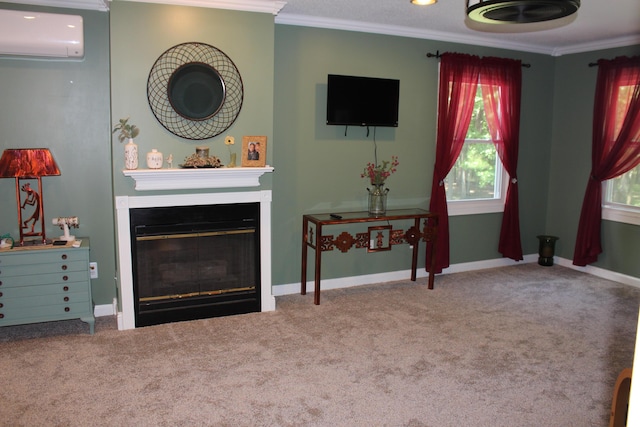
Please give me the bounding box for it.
[139,286,256,302]
[136,229,255,241]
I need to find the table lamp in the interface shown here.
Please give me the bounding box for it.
[0,148,60,246]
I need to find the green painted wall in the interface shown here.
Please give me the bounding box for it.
[1,1,637,312]
[547,45,640,277]
[0,4,114,304]
[109,2,275,305]
[110,2,274,197]
[273,25,556,285]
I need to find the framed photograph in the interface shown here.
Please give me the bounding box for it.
[241,136,267,167]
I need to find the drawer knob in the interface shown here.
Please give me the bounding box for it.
[0,313,3,319]
[64,297,69,302]
[0,292,3,297]
[0,303,3,308]
[61,254,68,260]
[64,307,70,312]
[0,280,2,286]
[63,275,69,281]
[63,286,69,292]
[61,265,68,271]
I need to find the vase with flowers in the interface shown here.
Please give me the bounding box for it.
[224,135,237,167]
[361,155,399,215]
[112,117,140,170]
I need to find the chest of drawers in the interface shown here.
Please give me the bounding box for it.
[0,239,94,334]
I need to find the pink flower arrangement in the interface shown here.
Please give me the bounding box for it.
[361,155,399,186]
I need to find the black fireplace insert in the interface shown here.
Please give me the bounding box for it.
[130,203,260,327]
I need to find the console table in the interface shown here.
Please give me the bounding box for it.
[301,209,438,305]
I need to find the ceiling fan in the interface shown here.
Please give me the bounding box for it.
[466,0,580,24]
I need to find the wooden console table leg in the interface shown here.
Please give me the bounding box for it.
[301,217,308,295]
[410,216,420,281]
[314,223,323,305]
[427,216,438,290]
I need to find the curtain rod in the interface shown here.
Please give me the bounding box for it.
[589,54,640,67]
[426,50,531,68]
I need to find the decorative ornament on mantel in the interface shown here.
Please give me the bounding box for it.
[124,139,138,170]
[225,135,237,168]
[146,149,163,169]
[112,117,140,170]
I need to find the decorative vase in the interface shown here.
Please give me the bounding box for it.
[537,235,559,266]
[227,152,237,168]
[146,149,163,169]
[367,183,389,215]
[124,138,138,170]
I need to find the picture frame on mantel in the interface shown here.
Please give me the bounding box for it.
[241,136,267,167]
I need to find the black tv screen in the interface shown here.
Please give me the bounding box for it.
[326,74,399,127]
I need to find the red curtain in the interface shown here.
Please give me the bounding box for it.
[480,57,524,261]
[573,56,640,266]
[428,53,481,272]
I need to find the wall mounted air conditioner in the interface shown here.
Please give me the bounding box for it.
[0,9,84,58]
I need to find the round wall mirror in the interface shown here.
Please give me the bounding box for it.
[147,42,244,140]
[168,62,225,121]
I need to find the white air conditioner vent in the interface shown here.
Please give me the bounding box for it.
[0,9,84,58]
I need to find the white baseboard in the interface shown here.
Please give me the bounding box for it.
[437,253,539,274]
[555,256,640,288]
[273,253,640,296]
[272,268,432,296]
[94,297,118,317]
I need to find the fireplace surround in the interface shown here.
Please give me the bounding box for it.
[115,169,274,330]
[131,203,261,327]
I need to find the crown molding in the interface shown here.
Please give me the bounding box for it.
[122,0,286,14]
[275,13,640,57]
[0,0,110,11]
[551,35,640,57]
[0,0,287,14]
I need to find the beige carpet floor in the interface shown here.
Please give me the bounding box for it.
[1,263,639,426]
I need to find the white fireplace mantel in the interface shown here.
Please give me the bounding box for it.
[123,166,274,191]
[115,190,275,330]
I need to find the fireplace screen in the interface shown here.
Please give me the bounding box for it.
[130,203,260,327]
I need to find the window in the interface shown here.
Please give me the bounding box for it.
[602,82,640,226]
[445,87,507,216]
[603,165,640,225]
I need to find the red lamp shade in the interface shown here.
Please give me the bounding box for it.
[0,149,60,178]
[0,148,60,245]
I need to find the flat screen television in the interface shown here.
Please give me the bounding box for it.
[326,74,400,127]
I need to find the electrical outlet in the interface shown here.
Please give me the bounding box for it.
[89,262,98,279]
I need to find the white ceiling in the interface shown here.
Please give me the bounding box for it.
[2,0,639,56]
[276,0,640,56]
